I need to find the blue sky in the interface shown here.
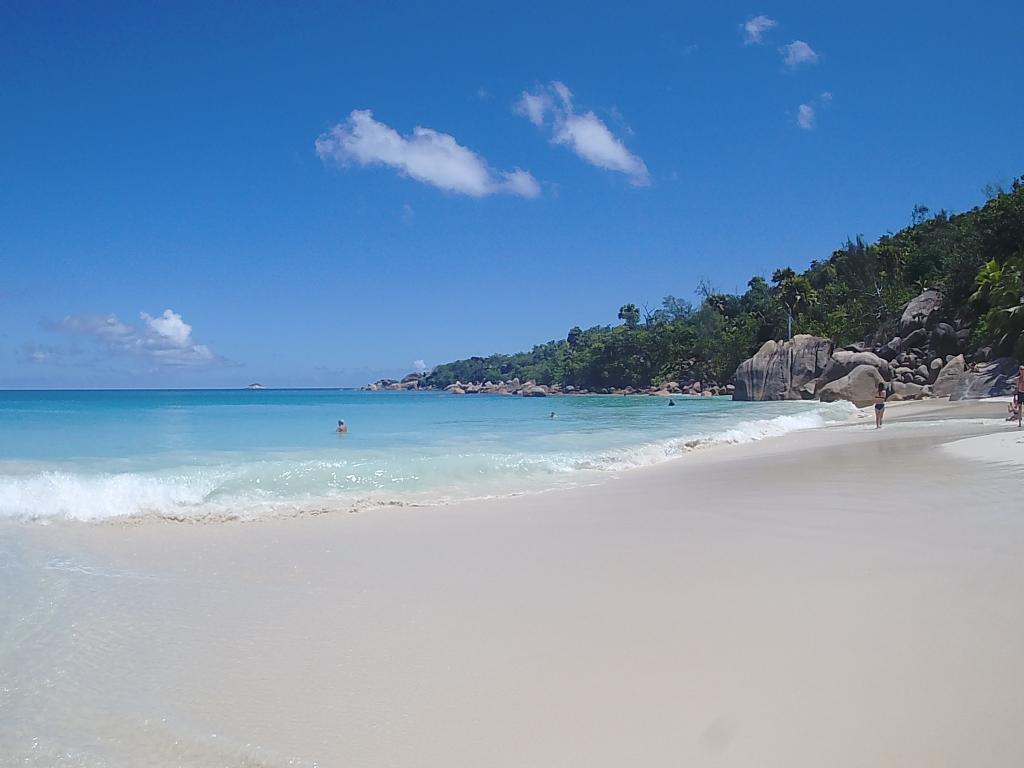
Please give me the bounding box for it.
[2,1,1022,388]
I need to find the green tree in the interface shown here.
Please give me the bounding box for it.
[617,303,641,328]
[970,256,1024,358]
[423,175,1024,390]
[772,269,817,338]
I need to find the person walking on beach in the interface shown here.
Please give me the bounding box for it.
[873,383,886,429]
[336,419,348,433]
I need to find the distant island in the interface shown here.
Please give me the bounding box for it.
[370,176,1024,406]
[246,383,265,390]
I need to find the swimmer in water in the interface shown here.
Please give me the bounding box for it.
[549,411,556,419]
[337,419,347,433]
[668,399,676,406]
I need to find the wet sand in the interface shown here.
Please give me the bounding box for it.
[4,399,1024,767]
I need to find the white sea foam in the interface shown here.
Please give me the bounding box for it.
[0,401,855,523]
[0,470,220,522]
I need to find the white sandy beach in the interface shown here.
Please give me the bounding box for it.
[4,399,1024,767]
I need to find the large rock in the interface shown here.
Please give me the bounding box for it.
[732,335,834,401]
[876,337,901,361]
[950,357,1021,400]
[816,350,891,392]
[930,322,960,357]
[842,342,871,353]
[899,289,944,335]
[931,354,965,397]
[900,328,929,353]
[889,381,925,401]
[817,364,886,407]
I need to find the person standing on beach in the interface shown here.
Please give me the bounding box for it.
[1015,365,1024,428]
[873,383,886,429]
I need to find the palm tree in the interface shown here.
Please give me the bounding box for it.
[617,304,641,329]
[772,271,817,339]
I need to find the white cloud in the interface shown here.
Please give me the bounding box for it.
[142,309,192,347]
[21,342,84,365]
[741,15,777,45]
[797,103,815,130]
[315,110,540,198]
[780,40,819,68]
[53,309,222,367]
[517,91,550,127]
[515,82,650,186]
[413,359,428,373]
[23,345,56,364]
[795,92,833,130]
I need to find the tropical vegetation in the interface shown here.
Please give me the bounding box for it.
[425,177,1024,389]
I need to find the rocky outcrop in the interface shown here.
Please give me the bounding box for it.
[930,322,960,357]
[877,337,902,361]
[817,364,886,407]
[888,381,925,400]
[899,289,944,336]
[931,355,965,397]
[950,357,1021,400]
[899,327,929,353]
[732,335,834,401]
[816,351,891,392]
[365,375,421,391]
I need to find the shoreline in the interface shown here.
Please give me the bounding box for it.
[5,397,1024,766]
[1,397,858,525]
[2,398,1009,529]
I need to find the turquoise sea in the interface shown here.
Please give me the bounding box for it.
[0,389,855,522]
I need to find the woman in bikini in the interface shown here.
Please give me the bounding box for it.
[873,382,886,429]
[1015,365,1024,428]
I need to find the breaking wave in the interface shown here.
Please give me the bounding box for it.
[0,401,855,523]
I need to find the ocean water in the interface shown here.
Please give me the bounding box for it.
[0,389,855,522]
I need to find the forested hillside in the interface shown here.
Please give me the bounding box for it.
[424,177,1024,390]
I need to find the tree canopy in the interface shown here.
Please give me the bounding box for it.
[424,177,1024,389]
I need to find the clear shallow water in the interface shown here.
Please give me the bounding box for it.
[0,389,855,522]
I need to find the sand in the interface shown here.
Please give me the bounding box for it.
[4,399,1024,767]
